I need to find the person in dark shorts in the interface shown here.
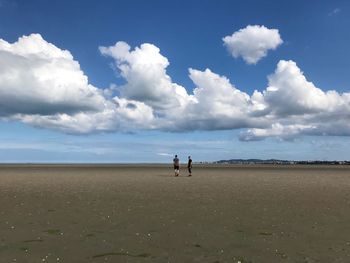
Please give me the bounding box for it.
[173,155,180,176]
[187,156,192,176]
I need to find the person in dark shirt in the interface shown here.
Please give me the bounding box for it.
[187,156,192,177]
[173,155,180,176]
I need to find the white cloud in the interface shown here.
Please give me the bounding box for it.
[0,34,155,133]
[99,42,191,112]
[239,123,315,141]
[98,42,268,132]
[264,60,339,116]
[157,152,173,157]
[0,34,107,115]
[1,34,350,142]
[173,68,267,131]
[240,60,350,140]
[265,60,350,121]
[15,98,155,134]
[223,25,283,64]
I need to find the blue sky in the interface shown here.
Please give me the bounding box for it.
[0,0,349,162]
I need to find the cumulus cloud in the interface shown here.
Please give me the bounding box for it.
[173,68,267,131]
[223,25,283,64]
[1,34,350,141]
[99,42,191,111]
[16,98,155,134]
[267,61,350,120]
[240,60,350,141]
[0,34,155,133]
[264,60,339,116]
[99,42,267,131]
[0,34,106,115]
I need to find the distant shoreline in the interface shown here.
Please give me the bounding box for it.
[0,162,349,166]
[0,158,349,166]
[213,159,350,165]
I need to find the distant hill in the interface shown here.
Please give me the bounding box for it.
[213,159,350,165]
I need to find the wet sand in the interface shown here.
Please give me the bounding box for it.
[1,164,350,262]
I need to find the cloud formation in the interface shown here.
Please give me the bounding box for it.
[99,42,190,111]
[0,34,155,133]
[99,41,266,131]
[0,33,349,141]
[239,60,350,140]
[263,60,350,116]
[223,25,283,64]
[0,34,106,115]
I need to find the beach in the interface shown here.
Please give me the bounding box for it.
[1,164,350,262]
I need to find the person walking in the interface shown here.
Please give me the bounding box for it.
[173,155,180,176]
[187,156,192,176]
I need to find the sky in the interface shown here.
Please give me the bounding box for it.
[0,0,349,162]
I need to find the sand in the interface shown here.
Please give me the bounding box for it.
[1,164,350,262]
